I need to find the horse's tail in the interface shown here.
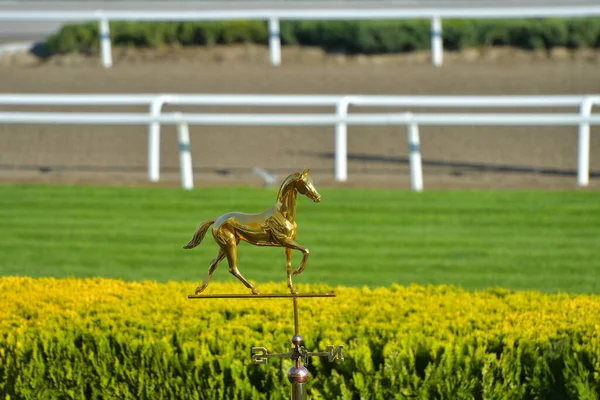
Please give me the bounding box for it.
[183,219,216,249]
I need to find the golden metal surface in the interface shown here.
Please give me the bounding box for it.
[187,293,336,299]
[184,169,322,296]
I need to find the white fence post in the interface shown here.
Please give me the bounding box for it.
[98,15,113,68]
[268,17,281,66]
[176,113,194,190]
[335,97,355,182]
[407,119,424,192]
[578,98,594,187]
[148,95,172,182]
[431,15,443,67]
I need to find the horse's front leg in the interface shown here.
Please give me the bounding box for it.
[284,247,297,294]
[274,235,309,294]
[292,245,309,277]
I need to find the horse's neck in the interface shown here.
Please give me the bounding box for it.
[276,178,298,221]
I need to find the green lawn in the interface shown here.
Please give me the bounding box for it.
[1,184,599,293]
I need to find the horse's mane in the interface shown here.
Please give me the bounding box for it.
[277,172,301,194]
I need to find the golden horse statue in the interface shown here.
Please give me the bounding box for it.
[183,169,322,295]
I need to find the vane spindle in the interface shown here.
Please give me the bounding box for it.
[185,169,343,399]
[288,299,308,400]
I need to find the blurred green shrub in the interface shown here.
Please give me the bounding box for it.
[45,18,600,55]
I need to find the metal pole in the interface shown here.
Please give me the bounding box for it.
[407,121,424,192]
[578,98,593,187]
[431,15,443,67]
[290,380,307,400]
[98,16,113,68]
[269,17,281,66]
[288,298,307,400]
[292,296,299,335]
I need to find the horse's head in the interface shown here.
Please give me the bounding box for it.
[296,168,321,203]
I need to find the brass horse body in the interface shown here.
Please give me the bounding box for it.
[183,169,322,295]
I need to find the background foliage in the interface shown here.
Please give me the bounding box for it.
[1,278,599,399]
[46,18,600,55]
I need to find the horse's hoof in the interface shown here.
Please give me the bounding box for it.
[287,282,297,292]
[194,286,204,295]
[251,288,260,295]
[292,269,302,277]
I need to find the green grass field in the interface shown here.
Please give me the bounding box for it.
[1,184,599,293]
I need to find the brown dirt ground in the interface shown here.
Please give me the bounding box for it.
[1,46,599,190]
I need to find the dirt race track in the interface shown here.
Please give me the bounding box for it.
[1,48,599,190]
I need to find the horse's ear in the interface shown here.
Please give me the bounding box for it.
[300,168,310,178]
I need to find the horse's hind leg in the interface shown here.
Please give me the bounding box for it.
[194,248,226,295]
[224,243,259,295]
[214,226,259,295]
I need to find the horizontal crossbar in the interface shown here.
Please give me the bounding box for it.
[188,293,336,299]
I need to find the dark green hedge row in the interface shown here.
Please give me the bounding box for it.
[2,330,599,399]
[46,18,600,55]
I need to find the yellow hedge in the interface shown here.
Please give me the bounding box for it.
[0,277,599,399]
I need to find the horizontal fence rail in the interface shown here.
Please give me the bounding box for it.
[0,94,596,107]
[2,6,600,67]
[4,7,600,22]
[2,111,600,126]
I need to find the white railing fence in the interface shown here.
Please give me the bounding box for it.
[0,94,600,191]
[2,6,600,68]
[2,110,600,191]
[1,94,598,190]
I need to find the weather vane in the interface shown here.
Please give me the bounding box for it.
[185,168,344,399]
